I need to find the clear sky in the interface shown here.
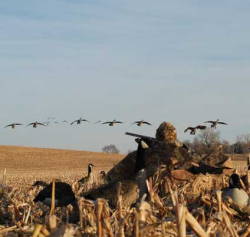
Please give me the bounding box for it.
[0,1,249,153]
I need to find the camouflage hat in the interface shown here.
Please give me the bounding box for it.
[155,122,177,144]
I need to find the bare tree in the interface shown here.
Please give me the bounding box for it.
[232,133,250,153]
[102,144,120,154]
[191,128,221,155]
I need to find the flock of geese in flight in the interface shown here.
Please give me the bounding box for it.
[3,118,228,137]
[184,119,228,135]
[3,118,152,129]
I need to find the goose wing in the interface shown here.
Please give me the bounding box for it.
[184,127,193,133]
[218,121,228,125]
[204,121,215,124]
[102,121,111,125]
[80,118,89,122]
[114,121,123,124]
[196,125,207,130]
[142,121,152,125]
[70,120,77,125]
[37,122,46,126]
[27,122,34,127]
[4,124,12,128]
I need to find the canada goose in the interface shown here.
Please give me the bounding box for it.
[78,163,94,184]
[34,181,77,207]
[83,139,148,208]
[222,173,249,208]
[70,118,89,125]
[27,121,46,128]
[4,123,23,129]
[184,125,207,135]
[204,119,228,128]
[102,120,123,126]
[33,181,79,223]
[132,120,152,126]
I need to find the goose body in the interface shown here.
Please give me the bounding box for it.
[33,181,76,207]
[27,121,46,128]
[133,120,152,126]
[102,120,123,126]
[70,118,89,125]
[78,163,94,184]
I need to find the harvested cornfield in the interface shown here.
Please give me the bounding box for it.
[0,146,249,236]
[0,168,249,236]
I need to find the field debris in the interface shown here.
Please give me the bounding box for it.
[0,122,249,236]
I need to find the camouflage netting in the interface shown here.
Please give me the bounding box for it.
[106,122,192,183]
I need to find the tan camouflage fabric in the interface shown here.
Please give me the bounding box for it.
[106,122,191,183]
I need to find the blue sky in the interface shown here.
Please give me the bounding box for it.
[0,1,249,153]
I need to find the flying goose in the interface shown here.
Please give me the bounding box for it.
[102,120,123,126]
[184,125,207,135]
[132,120,152,126]
[204,119,228,128]
[78,163,94,184]
[222,173,249,208]
[4,123,23,129]
[70,118,89,125]
[27,121,46,128]
[83,139,148,208]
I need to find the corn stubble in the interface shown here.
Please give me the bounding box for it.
[0,169,249,236]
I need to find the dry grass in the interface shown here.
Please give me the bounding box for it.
[0,146,249,236]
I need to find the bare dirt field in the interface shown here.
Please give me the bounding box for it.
[0,145,124,186]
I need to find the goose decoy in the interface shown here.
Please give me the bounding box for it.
[99,170,106,178]
[204,119,228,129]
[83,139,149,208]
[132,120,152,126]
[33,181,80,223]
[222,173,249,208]
[27,121,46,128]
[99,170,108,184]
[32,180,48,187]
[78,163,94,184]
[184,125,207,135]
[70,118,89,125]
[102,120,123,126]
[4,123,23,129]
[33,181,77,207]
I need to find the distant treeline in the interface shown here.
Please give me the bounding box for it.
[184,129,250,155]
